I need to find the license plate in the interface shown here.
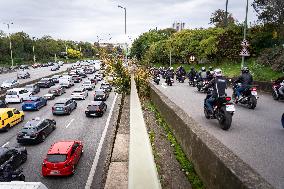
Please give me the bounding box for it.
[50,170,59,175]
[23,135,30,138]
[56,107,62,110]
[251,91,257,96]
[226,105,235,112]
[26,107,31,109]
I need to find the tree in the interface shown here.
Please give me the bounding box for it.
[210,9,235,28]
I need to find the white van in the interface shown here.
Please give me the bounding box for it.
[59,76,74,88]
[82,80,95,90]
[0,181,48,189]
[5,88,32,103]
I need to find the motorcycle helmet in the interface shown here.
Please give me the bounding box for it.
[242,66,249,73]
[201,67,206,71]
[214,69,223,77]
[191,67,194,70]
[170,67,174,71]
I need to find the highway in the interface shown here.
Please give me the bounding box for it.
[0,73,117,189]
[0,64,72,87]
[153,79,284,189]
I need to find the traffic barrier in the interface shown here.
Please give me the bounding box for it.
[128,75,161,189]
[149,83,273,189]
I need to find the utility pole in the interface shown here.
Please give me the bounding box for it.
[241,0,249,68]
[225,0,229,27]
[32,37,36,63]
[4,22,14,67]
[118,5,127,65]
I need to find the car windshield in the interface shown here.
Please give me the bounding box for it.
[87,105,100,110]
[96,91,104,95]
[73,89,83,93]
[83,81,91,84]
[55,103,65,107]
[6,91,17,95]
[47,154,67,163]
[22,127,37,133]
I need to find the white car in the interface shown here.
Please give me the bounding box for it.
[71,88,88,100]
[5,88,32,103]
[1,79,19,90]
[82,80,95,90]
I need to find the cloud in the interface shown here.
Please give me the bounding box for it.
[0,0,258,43]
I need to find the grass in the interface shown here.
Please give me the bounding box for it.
[154,59,284,82]
[145,101,205,189]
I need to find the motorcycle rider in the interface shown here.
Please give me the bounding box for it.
[198,67,207,81]
[207,66,214,81]
[234,67,253,101]
[279,79,284,96]
[188,67,197,82]
[204,69,227,115]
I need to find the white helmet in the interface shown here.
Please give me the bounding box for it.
[214,69,222,77]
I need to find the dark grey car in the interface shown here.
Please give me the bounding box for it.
[52,98,77,115]
[25,84,40,95]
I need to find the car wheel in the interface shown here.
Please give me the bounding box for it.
[41,134,46,142]
[21,116,24,122]
[5,124,10,131]
[20,98,23,103]
[71,165,75,175]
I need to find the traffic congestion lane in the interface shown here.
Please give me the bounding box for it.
[154,80,284,189]
[0,64,72,87]
[2,75,116,189]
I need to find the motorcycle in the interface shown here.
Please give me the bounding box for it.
[197,80,209,93]
[153,75,160,85]
[0,168,25,182]
[165,77,174,86]
[177,75,185,83]
[272,81,284,101]
[204,93,235,130]
[232,83,258,109]
[189,76,197,87]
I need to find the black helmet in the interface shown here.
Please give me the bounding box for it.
[191,67,194,70]
[242,67,249,73]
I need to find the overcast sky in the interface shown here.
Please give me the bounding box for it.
[0,0,258,44]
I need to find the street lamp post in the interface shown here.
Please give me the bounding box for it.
[32,37,36,63]
[242,0,249,68]
[3,22,14,67]
[225,0,229,27]
[118,5,127,65]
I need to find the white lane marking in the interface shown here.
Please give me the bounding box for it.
[2,142,9,147]
[85,93,118,189]
[65,119,75,128]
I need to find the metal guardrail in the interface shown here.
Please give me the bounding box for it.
[128,74,161,189]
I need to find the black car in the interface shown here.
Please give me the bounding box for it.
[0,167,25,182]
[93,89,109,101]
[17,118,56,144]
[0,100,7,108]
[51,75,62,83]
[77,72,87,78]
[37,78,54,88]
[100,83,112,92]
[72,75,82,83]
[85,101,107,117]
[0,147,27,171]
[19,65,29,70]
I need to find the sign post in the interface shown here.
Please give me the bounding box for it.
[240,39,250,68]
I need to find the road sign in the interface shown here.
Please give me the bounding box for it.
[241,39,249,47]
[240,47,250,57]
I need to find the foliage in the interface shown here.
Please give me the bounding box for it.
[209,9,235,28]
[256,46,284,71]
[134,66,151,98]
[145,101,204,189]
[67,48,82,59]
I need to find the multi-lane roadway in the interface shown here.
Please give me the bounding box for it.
[154,79,284,189]
[0,71,117,189]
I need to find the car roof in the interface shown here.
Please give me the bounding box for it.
[73,88,84,91]
[0,108,17,114]
[89,101,103,106]
[23,118,43,128]
[48,141,76,154]
[24,96,41,101]
[7,88,25,92]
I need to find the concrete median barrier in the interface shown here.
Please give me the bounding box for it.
[149,83,274,189]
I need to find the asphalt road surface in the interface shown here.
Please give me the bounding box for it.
[0,74,117,189]
[0,64,72,86]
[154,79,284,189]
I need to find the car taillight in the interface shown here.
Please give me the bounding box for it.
[52,107,55,111]
[251,87,257,91]
[225,97,231,101]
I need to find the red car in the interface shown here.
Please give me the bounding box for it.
[42,140,83,176]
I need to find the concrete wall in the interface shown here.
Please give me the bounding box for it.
[149,83,273,189]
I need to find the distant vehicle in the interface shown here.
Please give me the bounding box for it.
[85,101,107,117]
[1,79,19,90]
[59,76,74,88]
[71,88,88,100]
[44,93,55,100]
[0,146,27,172]
[0,168,25,182]
[82,80,95,90]
[48,86,65,96]
[22,96,47,111]
[17,118,56,144]
[72,75,82,83]
[19,65,29,69]
[17,70,30,79]
[0,100,7,108]
[32,63,41,68]
[5,88,32,103]
[51,65,60,71]
[58,61,64,66]
[0,182,48,189]
[94,74,103,81]
[52,98,77,115]
[77,72,87,78]
[42,140,83,176]
[51,75,62,83]
[25,84,40,95]
[100,83,112,92]
[37,78,53,88]
[0,108,24,131]
[47,62,54,66]
[41,63,49,67]
[93,89,109,101]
